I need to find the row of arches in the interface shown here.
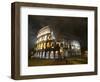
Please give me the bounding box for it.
[31,26,81,59]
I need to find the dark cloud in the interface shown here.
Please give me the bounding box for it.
[28,15,87,51]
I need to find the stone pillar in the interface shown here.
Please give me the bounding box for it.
[46,51,49,59]
[42,51,45,58]
[54,50,55,59]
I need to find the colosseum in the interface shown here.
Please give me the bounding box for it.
[30,25,81,59]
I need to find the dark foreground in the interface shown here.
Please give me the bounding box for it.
[28,56,87,66]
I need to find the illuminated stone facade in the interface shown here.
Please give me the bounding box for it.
[32,25,81,59]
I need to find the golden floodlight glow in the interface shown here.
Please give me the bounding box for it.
[33,25,81,59]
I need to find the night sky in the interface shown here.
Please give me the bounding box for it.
[28,15,88,51]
